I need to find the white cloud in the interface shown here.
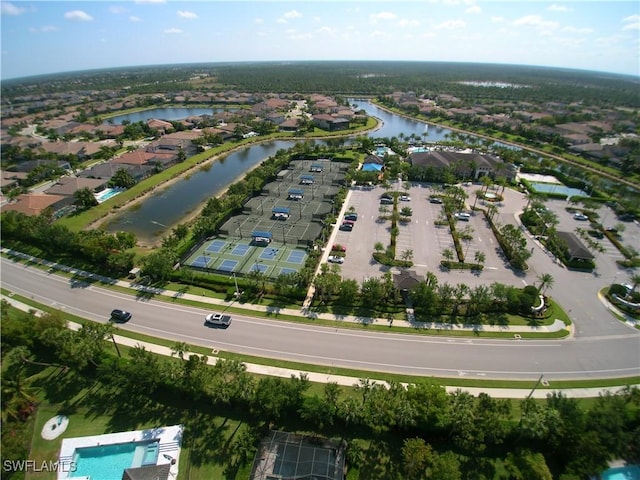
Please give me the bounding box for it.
[277,10,302,24]
[64,10,93,22]
[548,4,571,12]
[177,10,197,20]
[513,15,559,30]
[1,2,26,16]
[129,16,142,22]
[316,26,337,36]
[254,18,263,25]
[164,27,182,34]
[370,11,397,23]
[622,15,640,31]
[109,6,127,14]
[420,31,436,39]
[465,5,481,14]
[491,16,504,23]
[435,19,466,30]
[29,25,58,33]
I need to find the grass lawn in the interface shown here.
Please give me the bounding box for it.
[25,368,255,480]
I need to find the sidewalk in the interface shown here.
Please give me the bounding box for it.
[2,249,569,335]
[3,295,632,399]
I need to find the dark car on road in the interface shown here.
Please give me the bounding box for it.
[110,309,132,322]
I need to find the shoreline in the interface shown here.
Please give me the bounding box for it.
[96,122,382,249]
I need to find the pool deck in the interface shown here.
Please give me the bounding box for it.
[57,424,183,479]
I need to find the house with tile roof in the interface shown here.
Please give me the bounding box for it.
[45,177,107,197]
[2,192,73,216]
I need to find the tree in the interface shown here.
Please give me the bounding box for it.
[401,437,432,479]
[442,248,454,262]
[110,168,136,189]
[74,187,98,209]
[400,249,414,263]
[171,342,191,361]
[474,251,486,266]
[536,273,555,294]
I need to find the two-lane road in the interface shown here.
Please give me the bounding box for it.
[2,258,638,381]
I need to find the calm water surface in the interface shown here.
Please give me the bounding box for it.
[105,101,494,241]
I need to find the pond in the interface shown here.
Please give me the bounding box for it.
[104,141,293,242]
[106,107,231,125]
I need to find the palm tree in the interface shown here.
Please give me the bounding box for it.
[474,251,486,266]
[629,274,640,293]
[442,248,454,262]
[536,273,555,294]
[171,341,191,361]
[400,249,414,263]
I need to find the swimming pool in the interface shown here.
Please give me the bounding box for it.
[71,441,159,479]
[94,187,124,204]
[528,182,588,198]
[601,465,640,480]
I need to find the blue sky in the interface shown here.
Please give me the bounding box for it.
[1,1,639,80]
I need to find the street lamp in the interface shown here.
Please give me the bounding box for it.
[232,272,240,297]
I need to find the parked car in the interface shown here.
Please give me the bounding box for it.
[344,213,358,221]
[380,198,393,205]
[400,195,411,202]
[110,309,132,323]
[429,197,443,204]
[573,213,589,221]
[339,222,353,231]
[205,312,232,327]
[454,212,471,221]
[327,255,344,264]
[331,244,346,252]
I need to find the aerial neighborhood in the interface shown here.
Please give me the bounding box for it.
[1,62,639,480]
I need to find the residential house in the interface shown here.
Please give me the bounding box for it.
[312,114,349,131]
[45,177,108,197]
[2,192,73,216]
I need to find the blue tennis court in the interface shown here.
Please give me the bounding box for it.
[250,263,270,274]
[191,255,212,268]
[218,259,239,272]
[279,268,297,275]
[287,250,306,264]
[205,240,227,253]
[259,247,279,260]
[231,243,251,256]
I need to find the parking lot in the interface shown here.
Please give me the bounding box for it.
[333,183,512,281]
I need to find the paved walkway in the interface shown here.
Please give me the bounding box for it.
[3,294,636,399]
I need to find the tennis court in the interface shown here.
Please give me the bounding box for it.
[280,268,298,275]
[287,250,306,264]
[205,239,227,253]
[259,247,280,260]
[250,263,271,274]
[190,255,213,268]
[217,259,239,272]
[231,243,251,256]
